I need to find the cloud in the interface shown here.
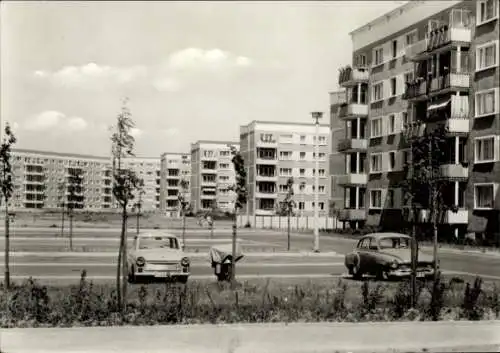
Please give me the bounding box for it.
[34,63,147,88]
[166,48,253,71]
[23,110,89,132]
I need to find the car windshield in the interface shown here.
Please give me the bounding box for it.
[138,236,179,250]
[379,237,410,249]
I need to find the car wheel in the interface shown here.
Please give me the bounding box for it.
[376,269,389,281]
[351,254,363,280]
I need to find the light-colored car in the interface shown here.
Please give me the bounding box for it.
[127,232,190,284]
[344,232,437,280]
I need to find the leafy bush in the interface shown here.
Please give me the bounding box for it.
[0,275,499,328]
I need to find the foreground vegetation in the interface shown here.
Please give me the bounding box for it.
[1,273,499,328]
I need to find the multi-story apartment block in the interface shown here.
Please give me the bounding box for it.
[8,149,113,211]
[190,141,239,213]
[240,121,330,218]
[159,152,191,217]
[121,157,161,212]
[335,0,499,244]
[329,90,348,214]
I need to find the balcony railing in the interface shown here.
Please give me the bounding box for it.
[337,138,368,152]
[255,191,278,199]
[403,79,427,100]
[405,39,428,61]
[429,73,470,93]
[443,209,468,224]
[337,173,367,186]
[445,118,470,134]
[338,66,369,87]
[427,26,471,52]
[338,208,366,221]
[338,102,368,119]
[256,174,277,181]
[439,163,469,179]
[330,91,346,106]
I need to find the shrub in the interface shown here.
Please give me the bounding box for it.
[426,275,446,321]
[461,277,483,320]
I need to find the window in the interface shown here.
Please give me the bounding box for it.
[319,169,325,177]
[299,152,306,160]
[279,134,293,144]
[387,190,395,208]
[404,71,414,83]
[370,118,383,138]
[477,0,499,26]
[388,115,396,134]
[370,189,382,209]
[279,184,289,192]
[219,150,230,157]
[279,151,293,160]
[279,168,292,176]
[318,152,326,160]
[373,47,384,66]
[299,182,306,192]
[402,150,409,166]
[475,136,499,163]
[300,135,306,143]
[372,82,383,102]
[476,40,499,71]
[392,40,398,58]
[318,136,327,145]
[390,77,397,97]
[318,185,325,193]
[300,168,305,176]
[356,54,367,68]
[319,202,324,210]
[370,153,383,173]
[405,30,417,47]
[475,88,499,117]
[474,183,497,209]
[298,202,305,210]
[388,151,396,171]
[402,112,411,130]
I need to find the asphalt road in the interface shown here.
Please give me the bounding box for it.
[0,228,499,284]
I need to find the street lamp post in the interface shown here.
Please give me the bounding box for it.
[311,111,323,253]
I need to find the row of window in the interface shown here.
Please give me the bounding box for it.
[278,168,326,177]
[259,133,328,145]
[277,151,327,161]
[363,183,497,210]
[278,184,326,193]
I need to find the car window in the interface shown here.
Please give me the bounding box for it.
[358,238,370,249]
[139,237,180,250]
[379,237,410,249]
[368,238,379,250]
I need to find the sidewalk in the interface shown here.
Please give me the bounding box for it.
[1,321,499,353]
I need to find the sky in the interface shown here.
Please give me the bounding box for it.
[1,1,406,157]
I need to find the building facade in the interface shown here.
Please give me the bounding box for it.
[6,149,163,212]
[240,121,331,219]
[336,0,499,243]
[190,141,239,213]
[159,152,191,217]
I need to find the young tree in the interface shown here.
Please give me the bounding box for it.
[401,122,458,302]
[111,99,141,310]
[57,180,66,238]
[67,168,84,251]
[0,123,17,288]
[132,179,145,235]
[279,177,295,251]
[178,178,190,249]
[227,145,247,286]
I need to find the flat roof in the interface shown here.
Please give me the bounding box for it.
[242,120,330,128]
[192,140,240,145]
[349,1,412,36]
[12,148,110,160]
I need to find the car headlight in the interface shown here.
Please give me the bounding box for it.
[181,257,190,267]
[136,257,146,267]
[390,259,399,269]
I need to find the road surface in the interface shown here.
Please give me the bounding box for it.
[0,228,499,284]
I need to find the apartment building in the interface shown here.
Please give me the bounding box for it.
[8,149,113,211]
[190,141,239,213]
[121,157,161,212]
[159,152,191,217]
[336,0,499,243]
[329,90,348,214]
[240,121,330,218]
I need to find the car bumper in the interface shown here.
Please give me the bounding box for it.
[388,268,436,278]
[134,269,190,278]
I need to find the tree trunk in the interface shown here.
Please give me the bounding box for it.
[121,205,128,310]
[4,203,10,289]
[231,210,237,288]
[433,219,438,283]
[287,210,291,251]
[60,203,65,238]
[69,210,73,251]
[136,207,140,235]
[182,209,186,250]
[410,215,417,308]
[116,208,124,311]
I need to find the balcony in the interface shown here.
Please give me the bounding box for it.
[201,181,217,187]
[337,138,368,152]
[166,195,179,200]
[338,209,366,221]
[338,103,368,119]
[429,73,470,95]
[201,168,217,174]
[427,26,471,53]
[405,39,428,61]
[403,79,427,101]
[256,174,277,182]
[201,194,216,200]
[442,209,468,224]
[256,157,278,165]
[337,173,367,186]
[445,118,470,134]
[439,163,469,180]
[338,66,369,87]
[330,91,346,106]
[201,155,218,161]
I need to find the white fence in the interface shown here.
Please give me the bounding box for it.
[237,215,341,231]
